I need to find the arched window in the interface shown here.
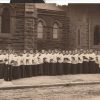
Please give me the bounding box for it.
[37,21,43,39]
[94,25,100,45]
[53,23,59,39]
[1,7,11,33]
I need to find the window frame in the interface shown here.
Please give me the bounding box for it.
[37,21,44,39]
[1,7,11,33]
[52,22,59,39]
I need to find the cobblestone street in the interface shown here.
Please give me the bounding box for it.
[0,74,100,100]
[1,84,100,100]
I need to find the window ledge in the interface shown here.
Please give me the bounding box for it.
[0,33,11,38]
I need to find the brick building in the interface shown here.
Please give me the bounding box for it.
[68,4,100,50]
[0,3,100,50]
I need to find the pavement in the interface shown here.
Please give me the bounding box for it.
[0,74,100,89]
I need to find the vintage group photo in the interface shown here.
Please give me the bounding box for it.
[0,0,100,100]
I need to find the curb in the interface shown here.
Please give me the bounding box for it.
[0,81,100,90]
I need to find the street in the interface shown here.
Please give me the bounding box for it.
[1,84,100,100]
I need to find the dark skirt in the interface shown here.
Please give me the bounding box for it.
[48,63,52,75]
[63,63,67,75]
[36,64,43,76]
[12,66,21,80]
[50,63,56,76]
[31,65,37,76]
[38,64,43,76]
[4,64,12,81]
[71,64,77,74]
[63,63,71,75]
[88,61,96,74]
[20,65,26,78]
[56,63,63,75]
[43,62,49,75]
[0,63,4,79]
[77,63,83,74]
[82,61,89,74]
[95,63,100,73]
[25,65,32,77]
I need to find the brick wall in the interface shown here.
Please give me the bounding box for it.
[68,4,100,49]
[0,4,100,50]
[36,8,68,50]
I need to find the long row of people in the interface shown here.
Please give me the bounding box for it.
[0,49,100,81]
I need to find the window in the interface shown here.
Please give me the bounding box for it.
[94,25,100,45]
[53,23,59,39]
[1,7,10,33]
[78,29,80,45]
[37,21,43,39]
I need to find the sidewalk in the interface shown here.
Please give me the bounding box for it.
[1,74,100,89]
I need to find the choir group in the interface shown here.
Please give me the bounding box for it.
[0,49,100,81]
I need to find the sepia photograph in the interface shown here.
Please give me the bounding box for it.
[0,0,100,100]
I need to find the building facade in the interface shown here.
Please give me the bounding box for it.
[68,4,100,50]
[0,3,100,50]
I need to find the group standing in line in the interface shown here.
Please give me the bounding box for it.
[0,49,99,81]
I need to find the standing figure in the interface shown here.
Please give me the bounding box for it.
[3,50,13,81]
[88,49,96,73]
[25,51,32,77]
[56,51,63,75]
[63,50,70,75]
[43,50,49,75]
[78,50,83,74]
[82,50,89,74]
[95,50,100,73]
[0,50,5,79]
[12,52,21,79]
[71,50,78,74]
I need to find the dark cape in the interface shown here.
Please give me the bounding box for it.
[10,0,44,3]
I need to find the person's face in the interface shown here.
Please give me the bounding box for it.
[72,51,75,54]
[48,50,52,53]
[15,53,17,56]
[62,50,65,54]
[65,51,68,54]
[83,50,86,54]
[74,50,78,54]
[89,49,93,53]
[23,50,26,53]
[68,51,71,54]
[30,50,33,54]
[41,50,45,53]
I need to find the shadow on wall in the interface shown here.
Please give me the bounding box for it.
[10,0,45,3]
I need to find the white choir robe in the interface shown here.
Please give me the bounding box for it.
[26,56,30,65]
[52,54,58,63]
[89,53,96,62]
[22,54,27,65]
[97,55,100,68]
[67,54,72,64]
[3,54,9,65]
[57,53,63,63]
[12,56,20,79]
[9,54,14,65]
[0,54,4,63]
[78,54,83,64]
[46,53,52,63]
